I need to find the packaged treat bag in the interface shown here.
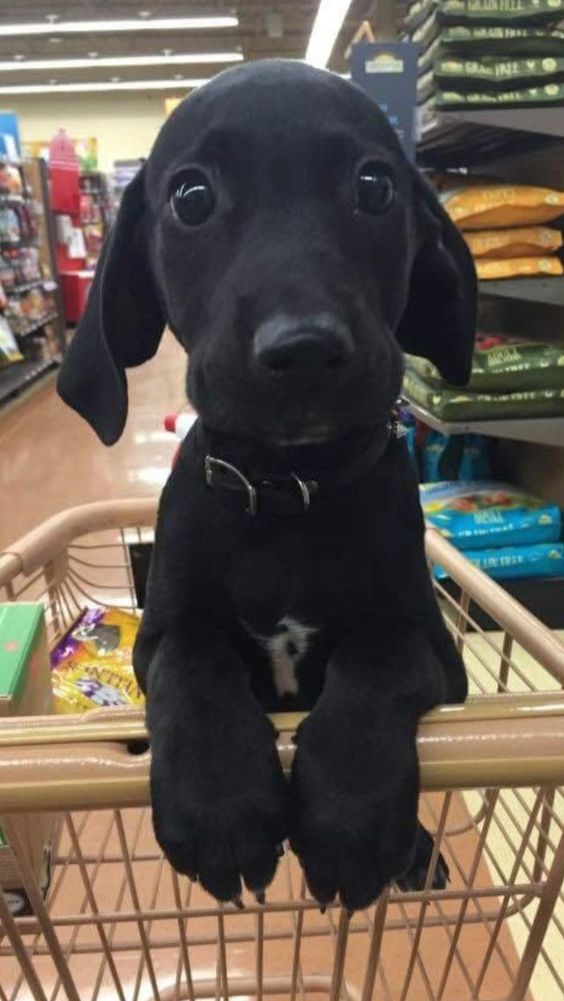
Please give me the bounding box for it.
[463,227,563,259]
[420,481,562,550]
[476,256,563,279]
[0,604,56,915]
[50,606,143,713]
[441,185,564,229]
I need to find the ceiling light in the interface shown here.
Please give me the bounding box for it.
[13,54,25,61]
[110,76,121,83]
[305,0,353,68]
[0,52,242,72]
[46,14,59,23]
[138,10,152,17]
[48,78,57,85]
[0,16,239,37]
[0,78,210,94]
[48,36,63,44]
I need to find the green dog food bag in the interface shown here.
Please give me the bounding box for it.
[440,25,564,55]
[435,55,564,89]
[407,333,564,392]
[438,0,564,26]
[403,366,564,421]
[436,81,564,108]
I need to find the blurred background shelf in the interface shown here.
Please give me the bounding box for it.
[0,358,59,406]
[479,277,564,307]
[406,398,564,447]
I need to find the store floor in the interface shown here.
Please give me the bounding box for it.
[0,331,187,552]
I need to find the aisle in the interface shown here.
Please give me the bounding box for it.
[0,331,186,551]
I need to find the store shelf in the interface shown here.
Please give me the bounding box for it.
[406,398,564,447]
[479,277,564,308]
[0,357,58,407]
[12,312,59,338]
[422,107,564,142]
[9,278,58,295]
[417,106,564,166]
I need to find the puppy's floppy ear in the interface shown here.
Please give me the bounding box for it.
[57,166,165,444]
[395,171,477,386]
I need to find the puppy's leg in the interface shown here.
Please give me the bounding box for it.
[141,629,288,903]
[290,622,443,910]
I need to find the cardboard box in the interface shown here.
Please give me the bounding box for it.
[0,603,55,915]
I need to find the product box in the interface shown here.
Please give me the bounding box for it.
[0,603,55,915]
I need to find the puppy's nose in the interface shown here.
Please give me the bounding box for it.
[253,315,354,376]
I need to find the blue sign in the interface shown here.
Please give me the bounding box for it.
[350,43,418,162]
[0,112,21,160]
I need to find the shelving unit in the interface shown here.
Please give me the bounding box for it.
[0,357,58,407]
[0,156,65,409]
[479,277,564,308]
[408,399,564,447]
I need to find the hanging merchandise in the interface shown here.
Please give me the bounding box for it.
[48,129,80,216]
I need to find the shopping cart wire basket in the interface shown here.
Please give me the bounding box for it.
[0,499,562,1001]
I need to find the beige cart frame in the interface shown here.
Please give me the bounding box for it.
[0,498,562,1001]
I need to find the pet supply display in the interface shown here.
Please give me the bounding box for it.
[435,82,564,107]
[0,603,55,915]
[434,55,564,89]
[50,606,143,713]
[438,24,564,55]
[420,480,562,549]
[441,185,564,229]
[433,542,564,580]
[0,315,23,366]
[408,332,564,392]
[437,0,564,26]
[476,256,563,279]
[463,226,563,258]
[422,431,491,482]
[404,366,564,420]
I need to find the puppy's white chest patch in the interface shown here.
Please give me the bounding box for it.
[247,617,317,697]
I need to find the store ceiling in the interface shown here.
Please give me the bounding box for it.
[0,1,385,91]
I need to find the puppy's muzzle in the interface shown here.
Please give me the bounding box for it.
[253,314,354,378]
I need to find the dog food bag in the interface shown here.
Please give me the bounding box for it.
[404,367,564,420]
[442,185,564,229]
[438,0,564,26]
[50,606,144,713]
[0,315,23,367]
[435,55,564,89]
[408,333,564,392]
[436,81,564,108]
[422,432,491,482]
[420,481,562,549]
[433,542,564,581]
[439,25,564,56]
[464,226,563,258]
[476,256,564,279]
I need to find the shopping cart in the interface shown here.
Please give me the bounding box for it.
[0,498,562,1001]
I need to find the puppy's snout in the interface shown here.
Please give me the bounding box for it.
[253,315,354,377]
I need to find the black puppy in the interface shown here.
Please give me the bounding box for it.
[58,60,476,910]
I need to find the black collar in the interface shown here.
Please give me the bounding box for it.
[199,411,401,517]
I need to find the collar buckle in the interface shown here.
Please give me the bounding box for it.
[205,455,258,516]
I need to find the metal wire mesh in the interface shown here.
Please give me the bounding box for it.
[0,505,562,1001]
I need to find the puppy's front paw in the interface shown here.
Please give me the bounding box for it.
[289,715,419,911]
[150,716,288,903]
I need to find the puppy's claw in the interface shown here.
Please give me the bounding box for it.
[276,843,285,858]
[232,896,245,910]
[255,890,266,905]
[319,905,327,915]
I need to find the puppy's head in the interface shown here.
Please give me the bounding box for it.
[58,60,476,446]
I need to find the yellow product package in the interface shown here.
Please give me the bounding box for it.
[442,185,564,230]
[464,226,563,259]
[50,606,144,713]
[476,257,564,280]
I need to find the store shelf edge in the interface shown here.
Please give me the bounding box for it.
[406,398,564,447]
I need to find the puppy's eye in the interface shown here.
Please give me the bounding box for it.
[356,162,395,215]
[169,169,215,226]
